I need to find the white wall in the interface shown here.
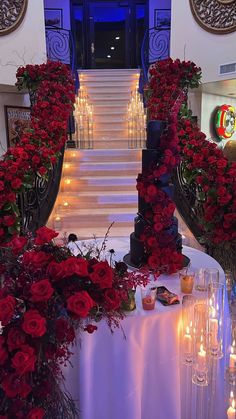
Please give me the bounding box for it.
[0,93,30,156]
[149,0,171,28]
[201,93,236,145]
[170,0,236,83]
[0,0,46,87]
[44,0,71,30]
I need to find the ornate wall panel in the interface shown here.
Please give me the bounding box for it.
[189,0,236,34]
[0,0,28,36]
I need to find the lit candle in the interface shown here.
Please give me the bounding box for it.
[229,342,236,369]
[227,400,236,419]
[184,326,192,353]
[197,344,206,372]
[210,308,219,348]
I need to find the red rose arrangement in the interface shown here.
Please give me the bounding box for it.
[0,226,148,418]
[0,61,75,244]
[146,57,236,250]
[136,58,202,273]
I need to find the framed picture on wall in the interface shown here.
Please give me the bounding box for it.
[44,8,63,28]
[4,106,31,148]
[154,9,171,29]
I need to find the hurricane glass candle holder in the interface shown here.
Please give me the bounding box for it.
[226,316,236,384]
[208,281,224,359]
[181,295,196,365]
[192,303,209,386]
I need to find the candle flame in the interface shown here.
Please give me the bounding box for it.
[212,307,216,318]
[233,340,236,347]
[200,344,204,353]
[232,399,235,409]
[190,321,193,328]
[230,391,234,398]
[186,326,190,334]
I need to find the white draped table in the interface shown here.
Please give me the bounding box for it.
[63,239,227,419]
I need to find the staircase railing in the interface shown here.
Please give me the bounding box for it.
[140,25,171,88]
[15,28,78,234]
[18,148,65,234]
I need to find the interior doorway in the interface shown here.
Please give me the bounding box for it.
[71,0,148,69]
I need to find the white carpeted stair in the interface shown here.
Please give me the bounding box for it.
[48,148,142,239]
[79,69,140,149]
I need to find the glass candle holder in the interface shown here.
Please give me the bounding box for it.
[181,295,196,365]
[208,281,224,359]
[195,268,207,292]
[192,303,209,386]
[204,268,219,286]
[226,316,236,384]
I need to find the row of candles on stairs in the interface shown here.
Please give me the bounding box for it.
[127,90,147,149]
[74,89,93,149]
[181,271,236,418]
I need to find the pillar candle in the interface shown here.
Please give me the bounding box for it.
[227,400,236,419]
[210,317,219,348]
[197,344,206,372]
[183,327,192,353]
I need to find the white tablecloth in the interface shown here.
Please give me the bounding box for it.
[63,239,226,419]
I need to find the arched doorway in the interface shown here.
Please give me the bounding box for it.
[71,0,148,69]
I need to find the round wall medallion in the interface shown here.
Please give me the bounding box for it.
[215,104,236,141]
[189,0,236,34]
[0,0,28,36]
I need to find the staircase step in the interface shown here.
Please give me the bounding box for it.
[64,148,142,162]
[60,177,137,192]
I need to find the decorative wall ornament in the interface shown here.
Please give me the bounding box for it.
[0,0,28,36]
[215,104,236,141]
[189,0,236,34]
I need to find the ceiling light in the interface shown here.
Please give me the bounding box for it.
[115,36,120,40]
[111,46,115,50]
[107,55,111,58]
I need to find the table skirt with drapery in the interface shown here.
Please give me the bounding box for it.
[62,240,227,419]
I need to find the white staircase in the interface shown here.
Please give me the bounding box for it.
[79,69,140,149]
[48,69,144,239]
[48,148,142,239]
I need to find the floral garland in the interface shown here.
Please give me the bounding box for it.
[146,57,236,248]
[136,58,201,273]
[178,110,236,245]
[0,226,148,418]
[0,61,75,244]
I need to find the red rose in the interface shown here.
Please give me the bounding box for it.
[63,257,88,277]
[7,328,26,351]
[30,279,54,302]
[104,289,121,310]
[26,408,45,419]
[90,261,113,289]
[35,226,58,245]
[0,346,8,365]
[38,166,47,176]
[46,260,66,281]
[84,324,98,334]
[12,344,36,375]
[3,215,15,227]
[22,310,46,337]
[2,372,31,398]
[67,291,95,318]
[22,250,52,269]
[148,255,161,269]
[0,296,16,325]
[8,236,27,255]
[11,178,22,190]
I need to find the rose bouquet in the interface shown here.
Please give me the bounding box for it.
[0,227,148,418]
